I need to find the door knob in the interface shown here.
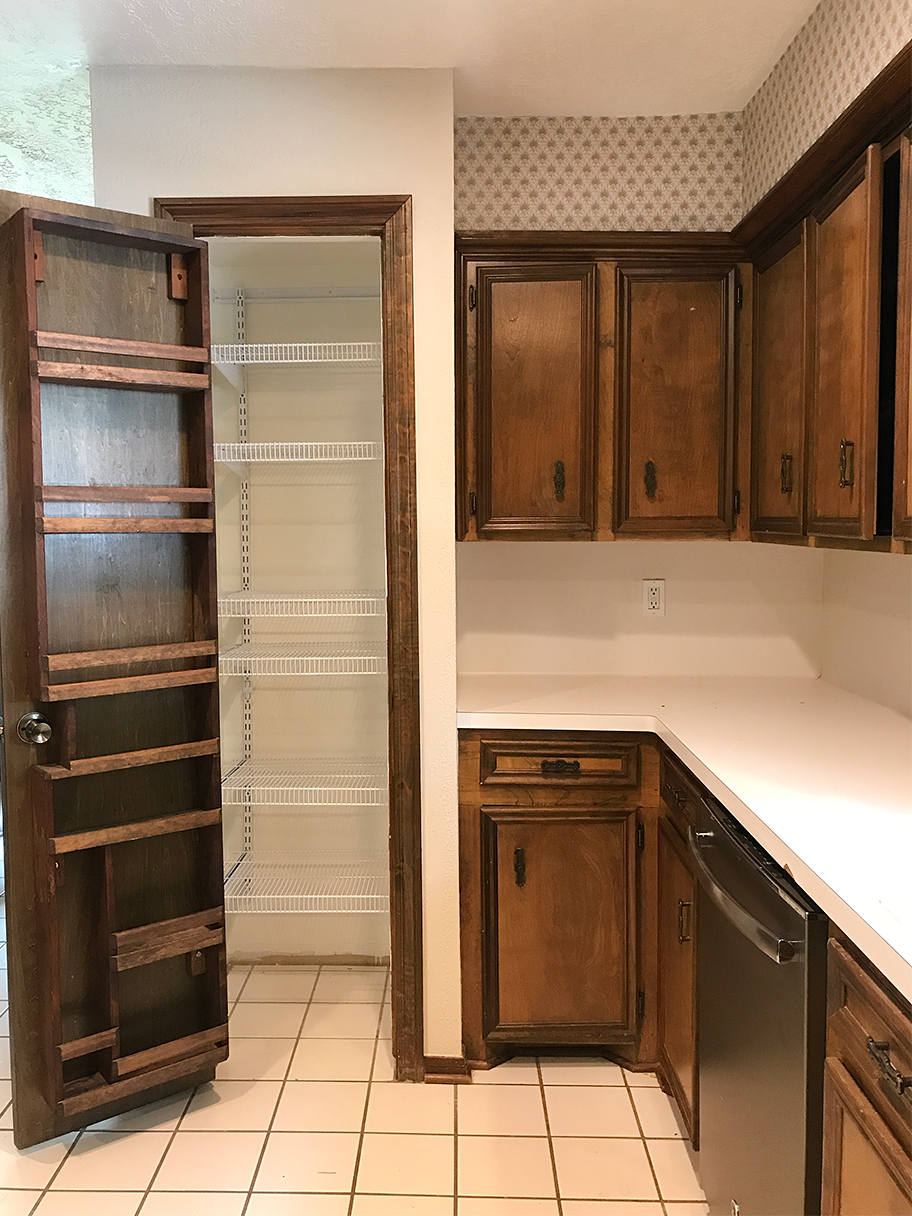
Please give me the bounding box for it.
[17,713,52,744]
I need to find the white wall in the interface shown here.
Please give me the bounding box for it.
[458,542,825,677]
[90,66,461,1056]
[821,550,912,718]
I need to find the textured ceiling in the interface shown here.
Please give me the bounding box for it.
[6,0,823,115]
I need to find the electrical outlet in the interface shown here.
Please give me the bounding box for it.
[643,579,665,617]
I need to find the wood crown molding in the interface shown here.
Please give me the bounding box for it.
[456,230,749,263]
[155,195,411,236]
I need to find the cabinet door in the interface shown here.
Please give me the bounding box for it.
[893,131,912,540]
[0,204,225,1148]
[657,818,698,1146]
[615,266,737,534]
[472,264,597,538]
[808,147,883,539]
[822,1058,912,1215]
[479,806,639,1044]
[751,222,809,535]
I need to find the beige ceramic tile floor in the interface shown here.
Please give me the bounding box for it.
[0,899,707,1215]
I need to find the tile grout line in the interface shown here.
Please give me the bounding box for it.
[537,1057,563,1216]
[131,1087,200,1215]
[26,1125,86,1216]
[623,1070,668,1216]
[239,963,323,1216]
[347,965,390,1215]
[453,1075,459,1216]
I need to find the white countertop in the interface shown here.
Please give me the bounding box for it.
[457,675,912,1002]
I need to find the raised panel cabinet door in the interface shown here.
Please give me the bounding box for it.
[0,201,226,1148]
[615,266,737,535]
[893,131,912,540]
[751,222,810,535]
[479,807,639,1044]
[657,818,698,1146]
[808,146,883,539]
[821,1058,912,1215]
[474,264,598,537]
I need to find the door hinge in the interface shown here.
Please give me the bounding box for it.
[636,820,645,851]
[735,283,743,309]
[469,491,477,517]
[636,990,646,1019]
[733,488,741,516]
[468,283,477,311]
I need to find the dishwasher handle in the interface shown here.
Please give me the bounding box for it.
[687,827,803,965]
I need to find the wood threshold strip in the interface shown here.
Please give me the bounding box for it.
[59,1046,227,1117]
[50,807,221,855]
[41,486,213,503]
[112,1025,228,1080]
[44,668,218,701]
[47,640,218,671]
[35,331,209,363]
[35,360,209,391]
[40,517,213,534]
[58,1029,119,1062]
[37,737,219,779]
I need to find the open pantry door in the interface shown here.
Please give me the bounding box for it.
[0,197,226,1148]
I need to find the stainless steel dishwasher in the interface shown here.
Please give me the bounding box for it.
[690,796,828,1216]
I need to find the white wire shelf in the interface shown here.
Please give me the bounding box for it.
[219,590,386,618]
[222,759,388,806]
[224,851,389,913]
[219,642,387,677]
[212,343,381,365]
[214,441,381,464]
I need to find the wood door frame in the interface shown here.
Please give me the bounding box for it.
[155,195,424,1081]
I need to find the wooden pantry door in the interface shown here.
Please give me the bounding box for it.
[0,200,227,1148]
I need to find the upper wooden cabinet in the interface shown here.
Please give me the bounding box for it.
[614,266,737,535]
[462,262,597,539]
[751,222,809,535]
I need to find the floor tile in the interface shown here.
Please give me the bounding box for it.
[664,1206,710,1215]
[87,1091,192,1133]
[288,1038,376,1082]
[151,1130,265,1192]
[0,1041,9,1082]
[544,1086,639,1138]
[217,1038,296,1082]
[228,1003,307,1039]
[457,1136,555,1198]
[645,1140,705,1202]
[371,1040,396,1082]
[378,1005,392,1038]
[252,1131,359,1193]
[312,971,388,1004]
[458,1084,546,1136]
[0,1085,9,1112]
[0,975,7,1001]
[140,1192,247,1216]
[300,1003,381,1039]
[561,1204,664,1215]
[272,1081,368,1132]
[245,1194,350,1214]
[240,968,319,1004]
[226,968,251,1001]
[0,1193,43,1216]
[623,1071,661,1087]
[180,1081,283,1131]
[0,1008,8,1036]
[50,1132,169,1191]
[0,1106,12,1131]
[458,1201,559,1214]
[353,1196,453,1214]
[356,1132,454,1195]
[551,1137,659,1201]
[365,1081,453,1134]
[630,1087,685,1138]
[35,1193,142,1216]
[538,1058,625,1086]
[469,1057,539,1085]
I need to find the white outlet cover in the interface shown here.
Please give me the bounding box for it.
[643,579,665,616]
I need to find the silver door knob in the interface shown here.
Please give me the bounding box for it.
[17,713,52,744]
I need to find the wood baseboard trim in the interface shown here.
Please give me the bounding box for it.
[423,1056,473,1083]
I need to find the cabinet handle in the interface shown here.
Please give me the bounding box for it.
[553,461,566,502]
[645,461,657,500]
[514,847,526,887]
[866,1037,912,1105]
[541,758,581,775]
[780,452,794,495]
[673,788,688,809]
[839,439,855,488]
[677,899,692,943]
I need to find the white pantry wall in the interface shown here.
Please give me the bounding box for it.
[457,542,825,677]
[90,66,460,1056]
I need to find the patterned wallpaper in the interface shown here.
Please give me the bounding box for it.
[742,0,912,210]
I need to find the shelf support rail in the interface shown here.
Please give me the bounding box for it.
[236,288,254,859]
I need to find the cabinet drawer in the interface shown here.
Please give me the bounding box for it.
[480,739,640,788]
[660,750,704,827]
[827,938,912,1156]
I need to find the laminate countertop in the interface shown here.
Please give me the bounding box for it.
[457,675,912,1002]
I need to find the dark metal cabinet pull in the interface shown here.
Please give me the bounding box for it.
[645,461,657,500]
[553,461,566,502]
[677,899,692,943]
[514,847,526,887]
[780,452,794,494]
[540,758,581,775]
[866,1037,912,1104]
[839,439,855,488]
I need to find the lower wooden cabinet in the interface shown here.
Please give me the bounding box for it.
[657,816,698,1146]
